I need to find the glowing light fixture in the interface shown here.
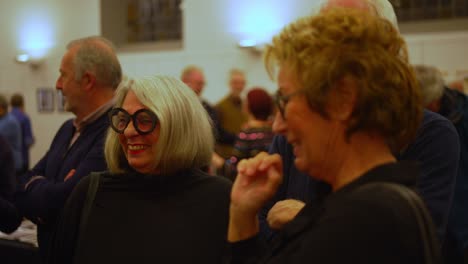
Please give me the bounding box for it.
[14,6,56,69]
[15,54,30,63]
[238,39,257,48]
[226,0,319,54]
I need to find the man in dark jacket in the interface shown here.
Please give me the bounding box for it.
[15,36,122,258]
[0,135,21,233]
[414,64,468,263]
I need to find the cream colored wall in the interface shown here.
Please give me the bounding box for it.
[0,0,100,166]
[404,31,468,83]
[0,0,467,166]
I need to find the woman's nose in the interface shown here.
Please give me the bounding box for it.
[123,120,139,136]
[272,111,287,135]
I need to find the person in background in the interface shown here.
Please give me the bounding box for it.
[0,94,23,175]
[259,0,459,246]
[181,65,236,171]
[0,134,22,233]
[10,93,35,175]
[413,64,468,263]
[224,87,274,180]
[50,76,232,264]
[228,7,438,263]
[215,68,249,158]
[14,36,122,258]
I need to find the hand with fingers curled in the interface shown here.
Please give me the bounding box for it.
[267,199,305,230]
[228,152,283,242]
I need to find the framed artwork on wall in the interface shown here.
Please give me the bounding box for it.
[37,88,55,112]
[101,0,183,51]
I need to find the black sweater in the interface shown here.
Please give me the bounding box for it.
[232,162,438,264]
[49,169,232,264]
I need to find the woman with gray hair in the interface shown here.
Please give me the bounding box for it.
[49,76,232,264]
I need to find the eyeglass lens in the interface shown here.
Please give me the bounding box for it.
[109,108,158,135]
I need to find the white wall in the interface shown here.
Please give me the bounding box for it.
[0,0,467,166]
[0,0,99,166]
[404,31,468,83]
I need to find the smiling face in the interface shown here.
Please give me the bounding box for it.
[277,67,343,180]
[118,90,161,174]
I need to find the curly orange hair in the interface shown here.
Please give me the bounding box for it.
[265,7,422,149]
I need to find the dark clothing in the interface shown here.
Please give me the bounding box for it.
[233,126,275,158]
[11,107,34,172]
[0,113,23,172]
[232,162,429,264]
[438,88,468,263]
[396,110,459,242]
[261,110,459,243]
[0,135,21,233]
[49,169,232,264]
[202,99,236,145]
[224,126,275,180]
[15,111,110,256]
[215,95,248,158]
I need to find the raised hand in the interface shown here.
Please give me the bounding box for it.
[228,152,283,242]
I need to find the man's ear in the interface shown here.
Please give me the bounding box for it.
[327,76,357,121]
[82,72,97,90]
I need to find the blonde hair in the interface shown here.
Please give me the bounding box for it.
[105,75,214,174]
[265,7,422,149]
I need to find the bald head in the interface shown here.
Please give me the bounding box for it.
[324,0,370,11]
[181,65,205,96]
[322,0,398,30]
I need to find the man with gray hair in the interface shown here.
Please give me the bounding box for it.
[15,36,122,257]
[259,0,459,248]
[414,64,468,263]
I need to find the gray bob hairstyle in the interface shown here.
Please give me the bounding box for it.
[104,75,215,174]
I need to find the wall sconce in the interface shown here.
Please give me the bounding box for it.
[237,39,265,55]
[15,53,44,70]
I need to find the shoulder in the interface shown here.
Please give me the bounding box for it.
[71,171,115,197]
[57,118,75,132]
[400,110,459,160]
[84,111,111,133]
[419,110,457,136]
[6,114,20,127]
[215,96,229,108]
[324,184,418,233]
[190,170,232,194]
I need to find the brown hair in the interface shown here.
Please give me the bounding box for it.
[10,93,24,108]
[265,7,422,149]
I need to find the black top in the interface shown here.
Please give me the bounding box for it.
[232,162,434,264]
[202,100,236,145]
[49,169,232,264]
[0,135,21,233]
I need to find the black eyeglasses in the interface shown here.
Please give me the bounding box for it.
[108,108,158,135]
[274,90,303,119]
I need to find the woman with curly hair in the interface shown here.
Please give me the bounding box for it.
[228,7,438,264]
